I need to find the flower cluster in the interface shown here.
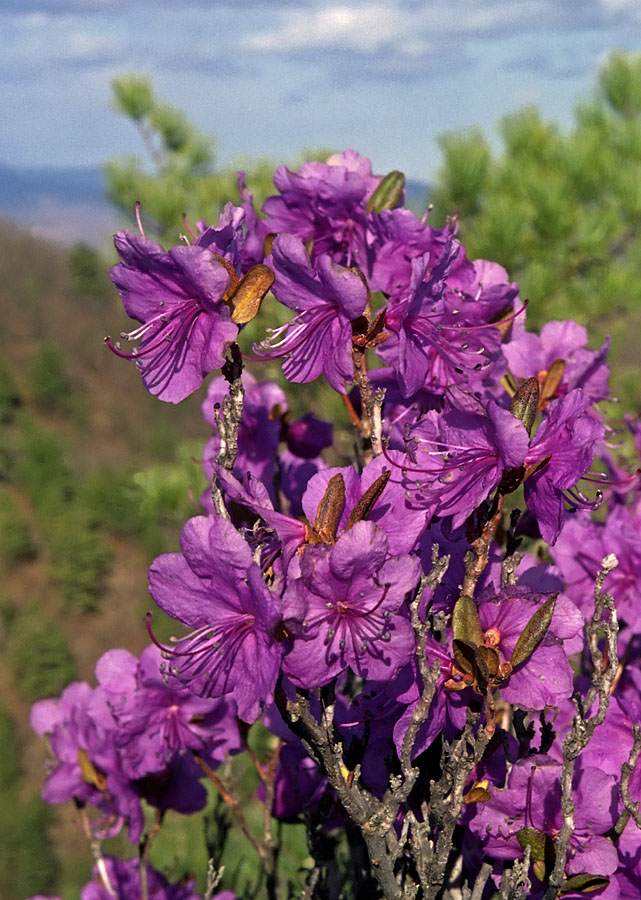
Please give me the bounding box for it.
[32,150,641,899]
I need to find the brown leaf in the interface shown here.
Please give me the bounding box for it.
[540,359,566,406]
[510,376,539,436]
[229,264,274,324]
[310,473,346,545]
[346,470,391,530]
[463,785,491,804]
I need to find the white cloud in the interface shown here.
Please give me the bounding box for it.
[243,4,410,54]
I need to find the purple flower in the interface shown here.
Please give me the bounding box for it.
[80,856,203,900]
[282,521,420,687]
[552,505,641,630]
[405,398,529,528]
[261,149,381,265]
[379,238,510,398]
[504,318,611,404]
[252,234,368,392]
[362,207,449,298]
[107,212,242,402]
[90,645,241,779]
[477,586,581,710]
[148,515,284,722]
[523,389,605,543]
[285,412,333,459]
[29,681,146,842]
[468,757,618,885]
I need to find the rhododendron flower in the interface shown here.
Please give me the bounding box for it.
[261,149,381,265]
[405,399,529,527]
[252,234,368,392]
[80,856,206,900]
[282,521,420,687]
[522,388,605,543]
[107,208,246,402]
[148,515,284,722]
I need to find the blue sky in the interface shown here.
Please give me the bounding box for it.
[2,0,641,184]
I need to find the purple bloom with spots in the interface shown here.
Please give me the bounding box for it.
[107,208,245,402]
[261,149,381,266]
[148,515,284,723]
[404,397,529,528]
[252,234,368,392]
[282,521,420,687]
[80,856,205,900]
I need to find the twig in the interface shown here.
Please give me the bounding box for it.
[620,725,641,831]
[79,805,117,898]
[215,344,244,471]
[139,808,163,900]
[193,752,266,862]
[542,553,619,900]
[204,859,225,900]
[470,860,494,900]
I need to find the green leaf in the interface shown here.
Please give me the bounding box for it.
[516,826,548,863]
[452,594,484,646]
[561,873,610,894]
[517,825,556,883]
[511,595,557,668]
[367,170,405,213]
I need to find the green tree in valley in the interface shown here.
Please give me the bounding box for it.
[430,51,641,405]
[105,73,277,244]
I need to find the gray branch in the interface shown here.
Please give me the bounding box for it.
[543,553,619,900]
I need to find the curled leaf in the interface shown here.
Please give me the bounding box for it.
[463,784,491,804]
[511,595,557,668]
[346,470,390,530]
[367,170,405,213]
[560,874,610,895]
[540,359,566,407]
[78,748,107,791]
[229,264,274,324]
[517,825,555,882]
[310,473,345,545]
[453,639,489,695]
[478,645,500,678]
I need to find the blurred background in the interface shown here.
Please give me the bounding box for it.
[2,2,641,897]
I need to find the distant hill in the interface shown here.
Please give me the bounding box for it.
[0,162,105,209]
[0,162,120,247]
[0,161,430,247]
[405,178,430,214]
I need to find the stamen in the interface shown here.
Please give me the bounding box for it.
[182,213,197,239]
[135,201,146,238]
